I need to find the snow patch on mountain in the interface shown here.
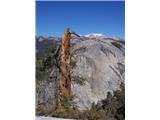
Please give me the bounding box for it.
[84,33,107,38]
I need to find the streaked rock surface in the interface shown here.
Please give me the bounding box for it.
[71,38,125,110]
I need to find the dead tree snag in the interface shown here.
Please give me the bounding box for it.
[55,28,81,112]
[56,28,72,112]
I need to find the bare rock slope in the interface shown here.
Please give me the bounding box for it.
[36,36,125,110]
[71,38,125,110]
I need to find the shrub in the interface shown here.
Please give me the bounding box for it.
[71,75,86,85]
[36,43,58,80]
[101,82,125,120]
[60,94,76,110]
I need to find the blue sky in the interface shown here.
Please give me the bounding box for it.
[36,1,125,39]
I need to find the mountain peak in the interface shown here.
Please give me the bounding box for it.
[84,33,107,38]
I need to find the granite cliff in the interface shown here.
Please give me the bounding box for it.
[36,35,125,110]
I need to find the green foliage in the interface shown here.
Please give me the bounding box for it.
[36,57,49,80]
[70,58,77,69]
[70,58,86,86]
[79,106,106,120]
[36,106,80,119]
[101,82,125,120]
[36,94,80,119]
[36,105,55,116]
[60,94,76,110]
[71,75,86,85]
[36,43,58,80]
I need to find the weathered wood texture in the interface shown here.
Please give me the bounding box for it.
[56,28,72,112]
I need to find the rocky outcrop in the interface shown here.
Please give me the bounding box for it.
[71,38,124,110]
[36,65,59,110]
[36,36,125,111]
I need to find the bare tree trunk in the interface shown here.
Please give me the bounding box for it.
[56,28,71,112]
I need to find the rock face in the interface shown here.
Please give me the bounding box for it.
[71,38,125,110]
[36,79,56,109]
[36,65,59,110]
[36,36,125,111]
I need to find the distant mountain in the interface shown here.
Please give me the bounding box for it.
[36,34,124,53]
[84,33,107,38]
[36,36,61,53]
